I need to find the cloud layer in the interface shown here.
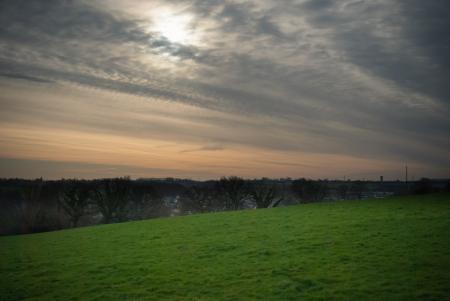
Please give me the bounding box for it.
[0,0,449,179]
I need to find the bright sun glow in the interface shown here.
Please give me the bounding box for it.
[152,9,194,44]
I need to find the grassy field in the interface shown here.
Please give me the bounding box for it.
[1,194,449,301]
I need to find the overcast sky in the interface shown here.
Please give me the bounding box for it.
[0,0,449,180]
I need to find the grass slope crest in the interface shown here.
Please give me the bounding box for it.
[1,194,449,300]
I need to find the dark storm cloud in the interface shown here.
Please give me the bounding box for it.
[0,0,449,175]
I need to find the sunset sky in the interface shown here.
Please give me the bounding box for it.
[0,0,449,180]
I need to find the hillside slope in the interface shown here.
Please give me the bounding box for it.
[1,194,450,301]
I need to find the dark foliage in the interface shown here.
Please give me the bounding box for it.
[179,186,215,213]
[58,180,91,227]
[7,178,65,234]
[18,178,44,232]
[350,181,366,199]
[215,176,249,210]
[0,177,448,235]
[129,185,164,220]
[413,178,434,194]
[291,179,327,203]
[337,183,350,200]
[249,181,281,208]
[91,177,132,223]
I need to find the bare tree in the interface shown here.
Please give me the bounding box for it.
[58,180,90,227]
[350,180,366,199]
[91,177,132,223]
[17,178,44,233]
[291,179,327,203]
[129,186,163,220]
[250,182,281,208]
[337,183,350,200]
[179,186,214,213]
[215,176,248,210]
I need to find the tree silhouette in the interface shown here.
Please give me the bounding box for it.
[291,179,326,203]
[350,180,366,199]
[179,186,214,213]
[58,180,90,227]
[129,185,163,220]
[91,177,132,223]
[215,176,248,210]
[250,181,281,208]
[337,183,350,200]
[18,178,44,232]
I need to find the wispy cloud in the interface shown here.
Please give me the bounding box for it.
[0,0,449,179]
[0,72,53,83]
[180,144,225,153]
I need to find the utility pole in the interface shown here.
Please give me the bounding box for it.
[405,164,409,192]
[405,165,408,184]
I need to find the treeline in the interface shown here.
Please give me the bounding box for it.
[0,177,448,235]
[0,177,178,235]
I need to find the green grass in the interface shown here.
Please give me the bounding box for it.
[1,194,450,301]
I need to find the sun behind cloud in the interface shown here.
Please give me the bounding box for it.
[152,8,196,44]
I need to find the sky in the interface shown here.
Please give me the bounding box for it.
[0,0,449,180]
